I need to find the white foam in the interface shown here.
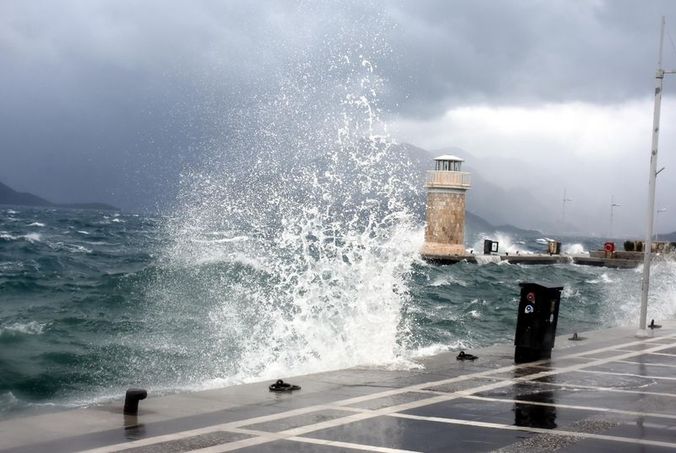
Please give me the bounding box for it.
[562,285,581,298]
[0,261,23,272]
[77,230,90,235]
[598,260,676,327]
[585,272,614,284]
[190,235,249,244]
[0,321,47,336]
[475,255,502,265]
[27,222,45,227]
[0,392,19,414]
[23,233,41,242]
[48,242,92,254]
[563,243,588,255]
[430,274,467,287]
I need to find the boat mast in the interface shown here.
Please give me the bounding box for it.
[639,16,666,335]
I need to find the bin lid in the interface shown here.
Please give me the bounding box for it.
[518,282,564,291]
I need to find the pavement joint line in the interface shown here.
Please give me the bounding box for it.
[205,427,421,453]
[278,394,458,438]
[77,334,676,453]
[617,359,676,368]
[646,351,676,357]
[286,436,421,453]
[489,338,676,385]
[387,412,676,449]
[80,405,346,453]
[521,380,676,398]
[186,433,284,453]
[463,394,676,420]
[574,367,676,381]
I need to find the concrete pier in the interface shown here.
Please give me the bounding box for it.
[420,253,645,268]
[2,322,676,452]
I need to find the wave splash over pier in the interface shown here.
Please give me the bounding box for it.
[154,39,425,388]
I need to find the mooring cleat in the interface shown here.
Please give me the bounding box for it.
[269,379,301,392]
[649,319,662,329]
[456,351,478,361]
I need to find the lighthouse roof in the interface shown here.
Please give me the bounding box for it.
[434,154,464,162]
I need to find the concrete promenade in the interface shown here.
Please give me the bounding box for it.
[2,323,676,452]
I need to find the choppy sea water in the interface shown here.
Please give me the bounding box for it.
[2,206,675,417]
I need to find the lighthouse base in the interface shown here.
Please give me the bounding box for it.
[421,242,466,256]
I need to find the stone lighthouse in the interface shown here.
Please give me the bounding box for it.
[421,155,471,257]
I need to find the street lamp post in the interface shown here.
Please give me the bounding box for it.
[638,16,675,336]
[609,195,621,239]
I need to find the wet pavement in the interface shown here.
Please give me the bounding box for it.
[2,323,676,452]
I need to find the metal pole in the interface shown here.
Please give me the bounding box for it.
[561,188,572,227]
[610,196,620,238]
[638,16,665,336]
[610,196,614,238]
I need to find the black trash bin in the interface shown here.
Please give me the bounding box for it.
[483,239,499,255]
[514,282,563,363]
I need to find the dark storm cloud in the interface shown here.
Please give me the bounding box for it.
[1,0,676,210]
[385,0,676,117]
[0,0,391,209]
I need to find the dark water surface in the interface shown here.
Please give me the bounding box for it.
[1,206,674,416]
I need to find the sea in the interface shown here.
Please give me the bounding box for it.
[2,52,676,420]
[1,206,675,418]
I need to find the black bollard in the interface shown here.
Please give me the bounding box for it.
[124,388,147,415]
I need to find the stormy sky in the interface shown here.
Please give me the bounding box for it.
[2,0,676,235]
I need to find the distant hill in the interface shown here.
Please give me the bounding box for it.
[393,143,543,236]
[0,181,117,211]
[661,231,676,242]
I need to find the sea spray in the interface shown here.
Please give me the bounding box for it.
[153,38,425,387]
[599,259,676,326]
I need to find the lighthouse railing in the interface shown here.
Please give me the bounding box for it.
[425,171,471,188]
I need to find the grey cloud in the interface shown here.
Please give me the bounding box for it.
[385,0,676,117]
[1,0,676,211]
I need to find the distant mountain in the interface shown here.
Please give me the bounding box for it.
[393,143,542,236]
[661,231,676,242]
[396,143,566,233]
[0,181,117,211]
[0,181,53,207]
